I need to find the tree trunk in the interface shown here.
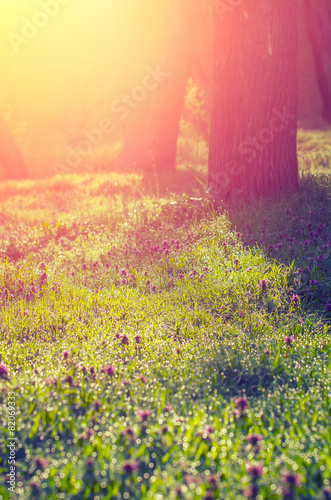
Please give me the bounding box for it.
[113,0,201,174]
[0,116,27,180]
[316,0,331,53]
[208,1,299,202]
[304,0,331,124]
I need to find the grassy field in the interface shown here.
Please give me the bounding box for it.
[0,130,331,500]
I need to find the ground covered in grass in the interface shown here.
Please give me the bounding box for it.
[0,144,331,499]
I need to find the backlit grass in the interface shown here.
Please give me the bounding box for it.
[0,147,331,499]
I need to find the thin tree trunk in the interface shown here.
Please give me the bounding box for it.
[304,0,331,124]
[113,0,200,174]
[147,0,200,173]
[208,1,299,202]
[0,116,27,180]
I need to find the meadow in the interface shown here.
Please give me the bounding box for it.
[0,129,331,499]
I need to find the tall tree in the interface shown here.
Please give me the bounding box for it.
[113,0,201,174]
[0,115,27,180]
[304,0,331,124]
[208,1,299,202]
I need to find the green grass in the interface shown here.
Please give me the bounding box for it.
[0,136,331,499]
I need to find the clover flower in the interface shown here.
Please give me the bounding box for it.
[234,396,249,411]
[137,409,151,422]
[82,429,94,440]
[281,469,302,487]
[323,487,331,500]
[0,363,9,380]
[325,299,331,312]
[198,426,214,440]
[101,364,115,376]
[284,335,295,346]
[261,279,268,291]
[34,457,48,469]
[122,427,136,440]
[290,294,300,304]
[208,474,218,490]
[246,462,263,479]
[242,484,259,498]
[245,434,263,447]
[121,335,129,345]
[122,460,140,474]
[64,375,75,386]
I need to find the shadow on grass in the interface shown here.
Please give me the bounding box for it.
[142,168,331,319]
[226,175,331,318]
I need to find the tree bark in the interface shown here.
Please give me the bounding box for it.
[208,1,299,202]
[113,0,201,174]
[304,0,331,124]
[0,116,27,180]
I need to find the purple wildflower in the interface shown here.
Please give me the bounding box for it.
[0,363,9,380]
[234,396,249,411]
[122,427,136,440]
[101,364,115,376]
[281,470,302,487]
[122,460,139,474]
[64,375,75,386]
[121,335,129,345]
[246,462,263,479]
[245,434,263,447]
[208,474,218,490]
[325,299,331,312]
[284,335,295,346]
[242,484,259,498]
[82,429,94,440]
[261,279,268,291]
[137,409,151,422]
[290,294,300,304]
[35,457,48,469]
[323,488,331,500]
[199,426,214,440]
